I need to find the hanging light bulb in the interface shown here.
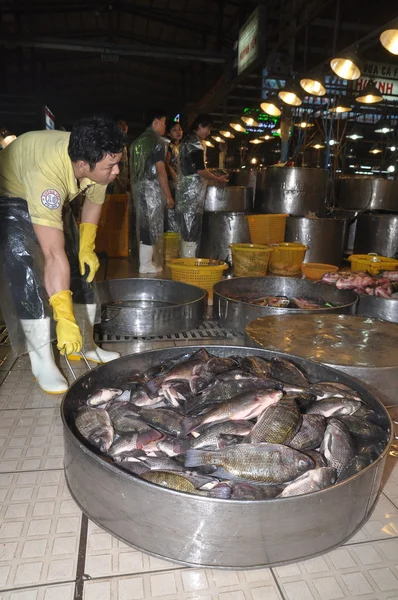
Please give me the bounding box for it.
[249,138,264,144]
[300,73,326,96]
[260,95,282,116]
[356,80,383,104]
[388,144,397,151]
[346,125,363,140]
[374,118,394,133]
[294,120,314,128]
[260,133,272,140]
[205,140,215,148]
[211,134,225,143]
[278,81,302,106]
[229,119,246,132]
[219,128,235,139]
[330,50,363,80]
[250,157,258,164]
[328,97,352,113]
[312,137,325,149]
[369,143,382,154]
[380,29,398,55]
[241,110,259,127]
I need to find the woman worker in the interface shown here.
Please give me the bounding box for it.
[175,114,228,258]
[164,120,183,232]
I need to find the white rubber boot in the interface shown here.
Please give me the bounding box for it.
[139,244,161,274]
[70,304,120,364]
[181,241,198,258]
[21,318,68,395]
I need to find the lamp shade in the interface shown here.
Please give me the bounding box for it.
[260,96,282,116]
[219,128,235,139]
[300,74,326,96]
[249,138,264,144]
[328,97,352,113]
[229,120,247,132]
[355,80,383,104]
[369,143,382,154]
[330,51,363,80]
[241,111,259,127]
[278,81,302,106]
[380,29,398,55]
[211,135,225,143]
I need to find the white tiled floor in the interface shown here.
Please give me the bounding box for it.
[0,341,398,600]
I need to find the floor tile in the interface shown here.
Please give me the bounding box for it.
[0,582,75,600]
[344,493,398,545]
[0,470,81,589]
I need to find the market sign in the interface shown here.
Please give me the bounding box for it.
[354,61,398,101]
[238,7,260,76]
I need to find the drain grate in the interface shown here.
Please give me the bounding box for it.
[0,325,10,346]
[94,320,241,343]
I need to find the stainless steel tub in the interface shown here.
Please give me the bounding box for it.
[337,177,398,212]
[205,185,253,212]
[200,212,251,264]
[353,213,398,258]
[61,345,392,569]
[285,216,348,265]
[213,277,358,332]
[95,278,205,336]
[357,295,398,324]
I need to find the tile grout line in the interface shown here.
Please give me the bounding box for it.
[270,567,289,600]
[382,488,398,510]
[0,468,63,475]
[74,513,89,600]
[0,579,76,594]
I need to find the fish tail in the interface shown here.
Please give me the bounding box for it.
[182,416,202,436]
[184,449,210,468]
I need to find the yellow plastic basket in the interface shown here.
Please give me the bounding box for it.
[245,214,288,245]
[301,262,339,280]
[230,243,273,277]
[163,232,180,262]
[166,258,228,301]
[269,243,309,276]
[348,253,398,276]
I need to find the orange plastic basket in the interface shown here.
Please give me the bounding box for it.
[166,258,228,301]
[348,253,398,276]
[245,214,288,245]
[269,243,308,275]
[230,244,273,277]
[301,263,339,280]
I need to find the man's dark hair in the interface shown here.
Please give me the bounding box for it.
[68,115,126,170]
[166,118,181,133]
[145,108,167,127]
[191,114,213,132]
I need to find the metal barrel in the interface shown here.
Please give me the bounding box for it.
[353,214,398,258]
[337,177,398,212]
[200,212,250,265]
[285,216,348,265]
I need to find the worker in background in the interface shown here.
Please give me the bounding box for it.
[176,114,228,258]
[0,115,125,394]
[110,116,130,194]
[130,108,173,273]
[165,119,183,232]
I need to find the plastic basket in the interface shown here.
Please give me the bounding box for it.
[301,263,339,280]
[269,243,308,275]
[348,253,398,276]
[230,243,273,277]
[245,214,288,245]
[166,258,228,301]
[163,232,180,262]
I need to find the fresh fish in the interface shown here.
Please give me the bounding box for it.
[304,450,327,468]
[248,396,301,445]
[87,388,122,407]
[184,443,314,484]
[306,397,361,417]
[291,298,323,309]
[289,415,326,451]
[183,389,283,435]
[141,471,207,494]
[138,456,185,472]
[205,357,239,375]
[161,382,193,408]
[157,437,190,456]
[136,407,186,437]
[108,403,152,434]
[251,296,290,307]
[130,388,165,407]
[270,357,309,388]
[230,482,283,500]
[283,392,316,411]
[108,430,163,457]
[354,404,386,426]
[279,467,337,498]
[338,415,388,444]
[310,382,361,402]
[239,356,271,379]
[207,483,233,499]
[119,461,150,476]
[190,421,252,449]
[320,418,357,476]
[145,354,213,396]
[336,450,378,483]
[75,407,114,452]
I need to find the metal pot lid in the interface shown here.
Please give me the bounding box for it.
[246,314,398,368]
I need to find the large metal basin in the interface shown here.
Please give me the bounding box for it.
[213,277,358,332]
[246,314,398,407]
[285,216,348,265]
[61,345,392,568]
[94,278,205,336]
[357,295,398,324]
[338,177,398,212]
[354,213,398,258]
[205,185,253,212]
[200,212,250,265]
[255,167,329,216]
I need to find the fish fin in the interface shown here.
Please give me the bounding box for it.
[182,416,202,436]
[184,449,207,468]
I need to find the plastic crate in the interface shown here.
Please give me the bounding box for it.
[269,243,308,275]
[166,258,228,301]
[348,253,398,276]
[230,243,273,277]
[301,263,339,280]
[245,214,288,245]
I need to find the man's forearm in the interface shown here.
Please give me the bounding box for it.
[197,169,221,182]
[81,198,103,225]
[44,252,71,298]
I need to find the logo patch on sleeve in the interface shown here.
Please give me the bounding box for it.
[41,189,61,210]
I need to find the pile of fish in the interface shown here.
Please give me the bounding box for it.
[227,292,340,309]
[322,270,398,298]
[74,349,390,500]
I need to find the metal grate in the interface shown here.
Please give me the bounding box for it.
[94,320,241,343]
[0,325,10,346]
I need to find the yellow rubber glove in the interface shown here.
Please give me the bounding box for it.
[49,290,83,355]
[79,222,100,283]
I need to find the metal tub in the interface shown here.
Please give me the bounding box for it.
[285,216,348,265]
[338,177,398,212]
[205,185,253,212]
[354,213,398,258]
[357,295,398,324]
[95,278,205,336]
[255,167,329,216]
[61,345,392,569]
[213,277,358,332]
[200,212,251,264]
[246,314,398,407]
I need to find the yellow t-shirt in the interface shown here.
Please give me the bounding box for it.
[0,130,107,230]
